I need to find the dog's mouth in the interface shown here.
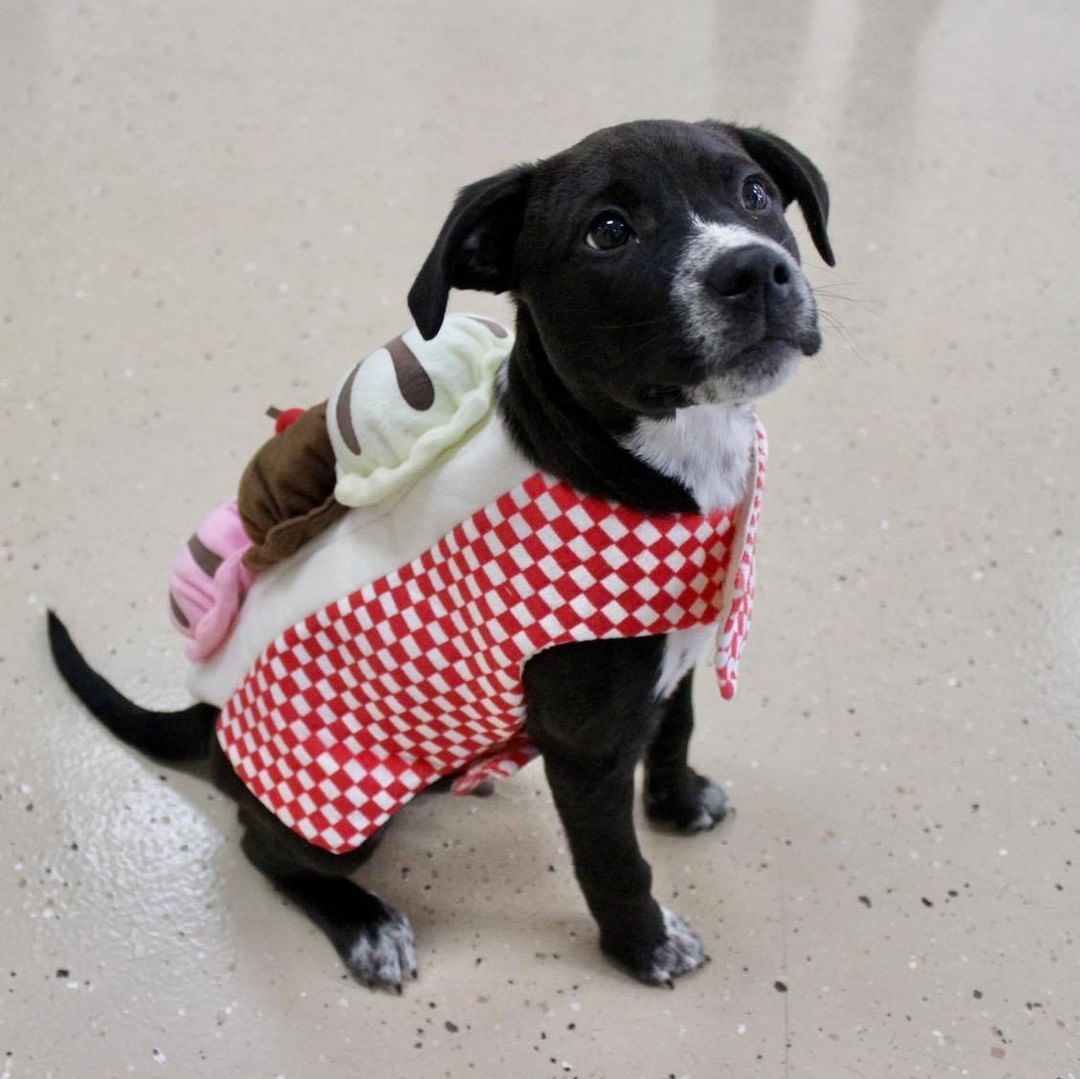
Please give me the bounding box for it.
[636,328,819,412]
[787,326,822,357]
[637,383,692,411]
[729,323,822,362]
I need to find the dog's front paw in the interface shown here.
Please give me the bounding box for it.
[645,770,731,833]
[604,906,709,987]
[342,906,418,992]
[639,907,709,987]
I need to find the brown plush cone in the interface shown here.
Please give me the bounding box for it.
[238,402,348,571]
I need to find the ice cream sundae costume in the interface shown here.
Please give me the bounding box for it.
[172,315,768,854]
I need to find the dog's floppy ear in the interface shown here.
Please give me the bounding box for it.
[407,164,534,340]
[705,123,835,267]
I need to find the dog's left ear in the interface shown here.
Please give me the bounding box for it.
[407,164,535,340]
[702,123,835,267]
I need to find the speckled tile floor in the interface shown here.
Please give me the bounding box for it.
[2,1,1079,1076]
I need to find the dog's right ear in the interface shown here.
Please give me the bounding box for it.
[407,164,534,340]
[728,125,835,267]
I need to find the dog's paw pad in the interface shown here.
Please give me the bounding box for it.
[640,907,708,985]
[344,907,417,991]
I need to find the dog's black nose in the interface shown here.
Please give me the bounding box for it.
[705,246,792,302]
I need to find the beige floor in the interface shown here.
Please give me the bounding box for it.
[2,1,1078,1076]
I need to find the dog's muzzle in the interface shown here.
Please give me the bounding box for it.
[702,245,822,358]
[672,222,822,384]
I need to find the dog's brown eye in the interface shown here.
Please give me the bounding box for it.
[585,213,633,251]
[741,179,770,213]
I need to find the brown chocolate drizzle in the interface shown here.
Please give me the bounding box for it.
[385,335,435,411]
[169,593,190,628]
[187,533,223,578]
[468,316,509,339]
[334,332,440,454]
[335,363,363,455]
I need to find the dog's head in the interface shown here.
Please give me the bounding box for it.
[408,119,834,422]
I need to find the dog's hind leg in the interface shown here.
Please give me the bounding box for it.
[211,744,417,991]
[238,815,417,992]
[643,672,731,833]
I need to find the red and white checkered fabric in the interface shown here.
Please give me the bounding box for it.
[217,421,768,853]
[715,419,767,699]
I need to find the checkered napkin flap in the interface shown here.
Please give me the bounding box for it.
[217,421,768,853]
[715,418,767,699]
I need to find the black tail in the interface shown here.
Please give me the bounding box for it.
[47,610,216,761]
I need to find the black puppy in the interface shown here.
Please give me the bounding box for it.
[50,118,833,990]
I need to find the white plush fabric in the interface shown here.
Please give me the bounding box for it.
[188,401,534,708]
[328,314,511,507]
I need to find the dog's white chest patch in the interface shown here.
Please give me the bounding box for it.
[655,624,713,699]
[622,403,753,513]
[622,403,755,700]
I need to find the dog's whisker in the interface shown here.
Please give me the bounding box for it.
[623,327,679,360]
[808,271,868,287]
[630,251,681,282]
[590,314,679,331]
[811,289,881,306]
[810,277,870,290]
[813,292,885,316]
[817,308,870,365]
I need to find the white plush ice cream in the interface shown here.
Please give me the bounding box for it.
[188,312,533,707]
[327,314,513,507]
